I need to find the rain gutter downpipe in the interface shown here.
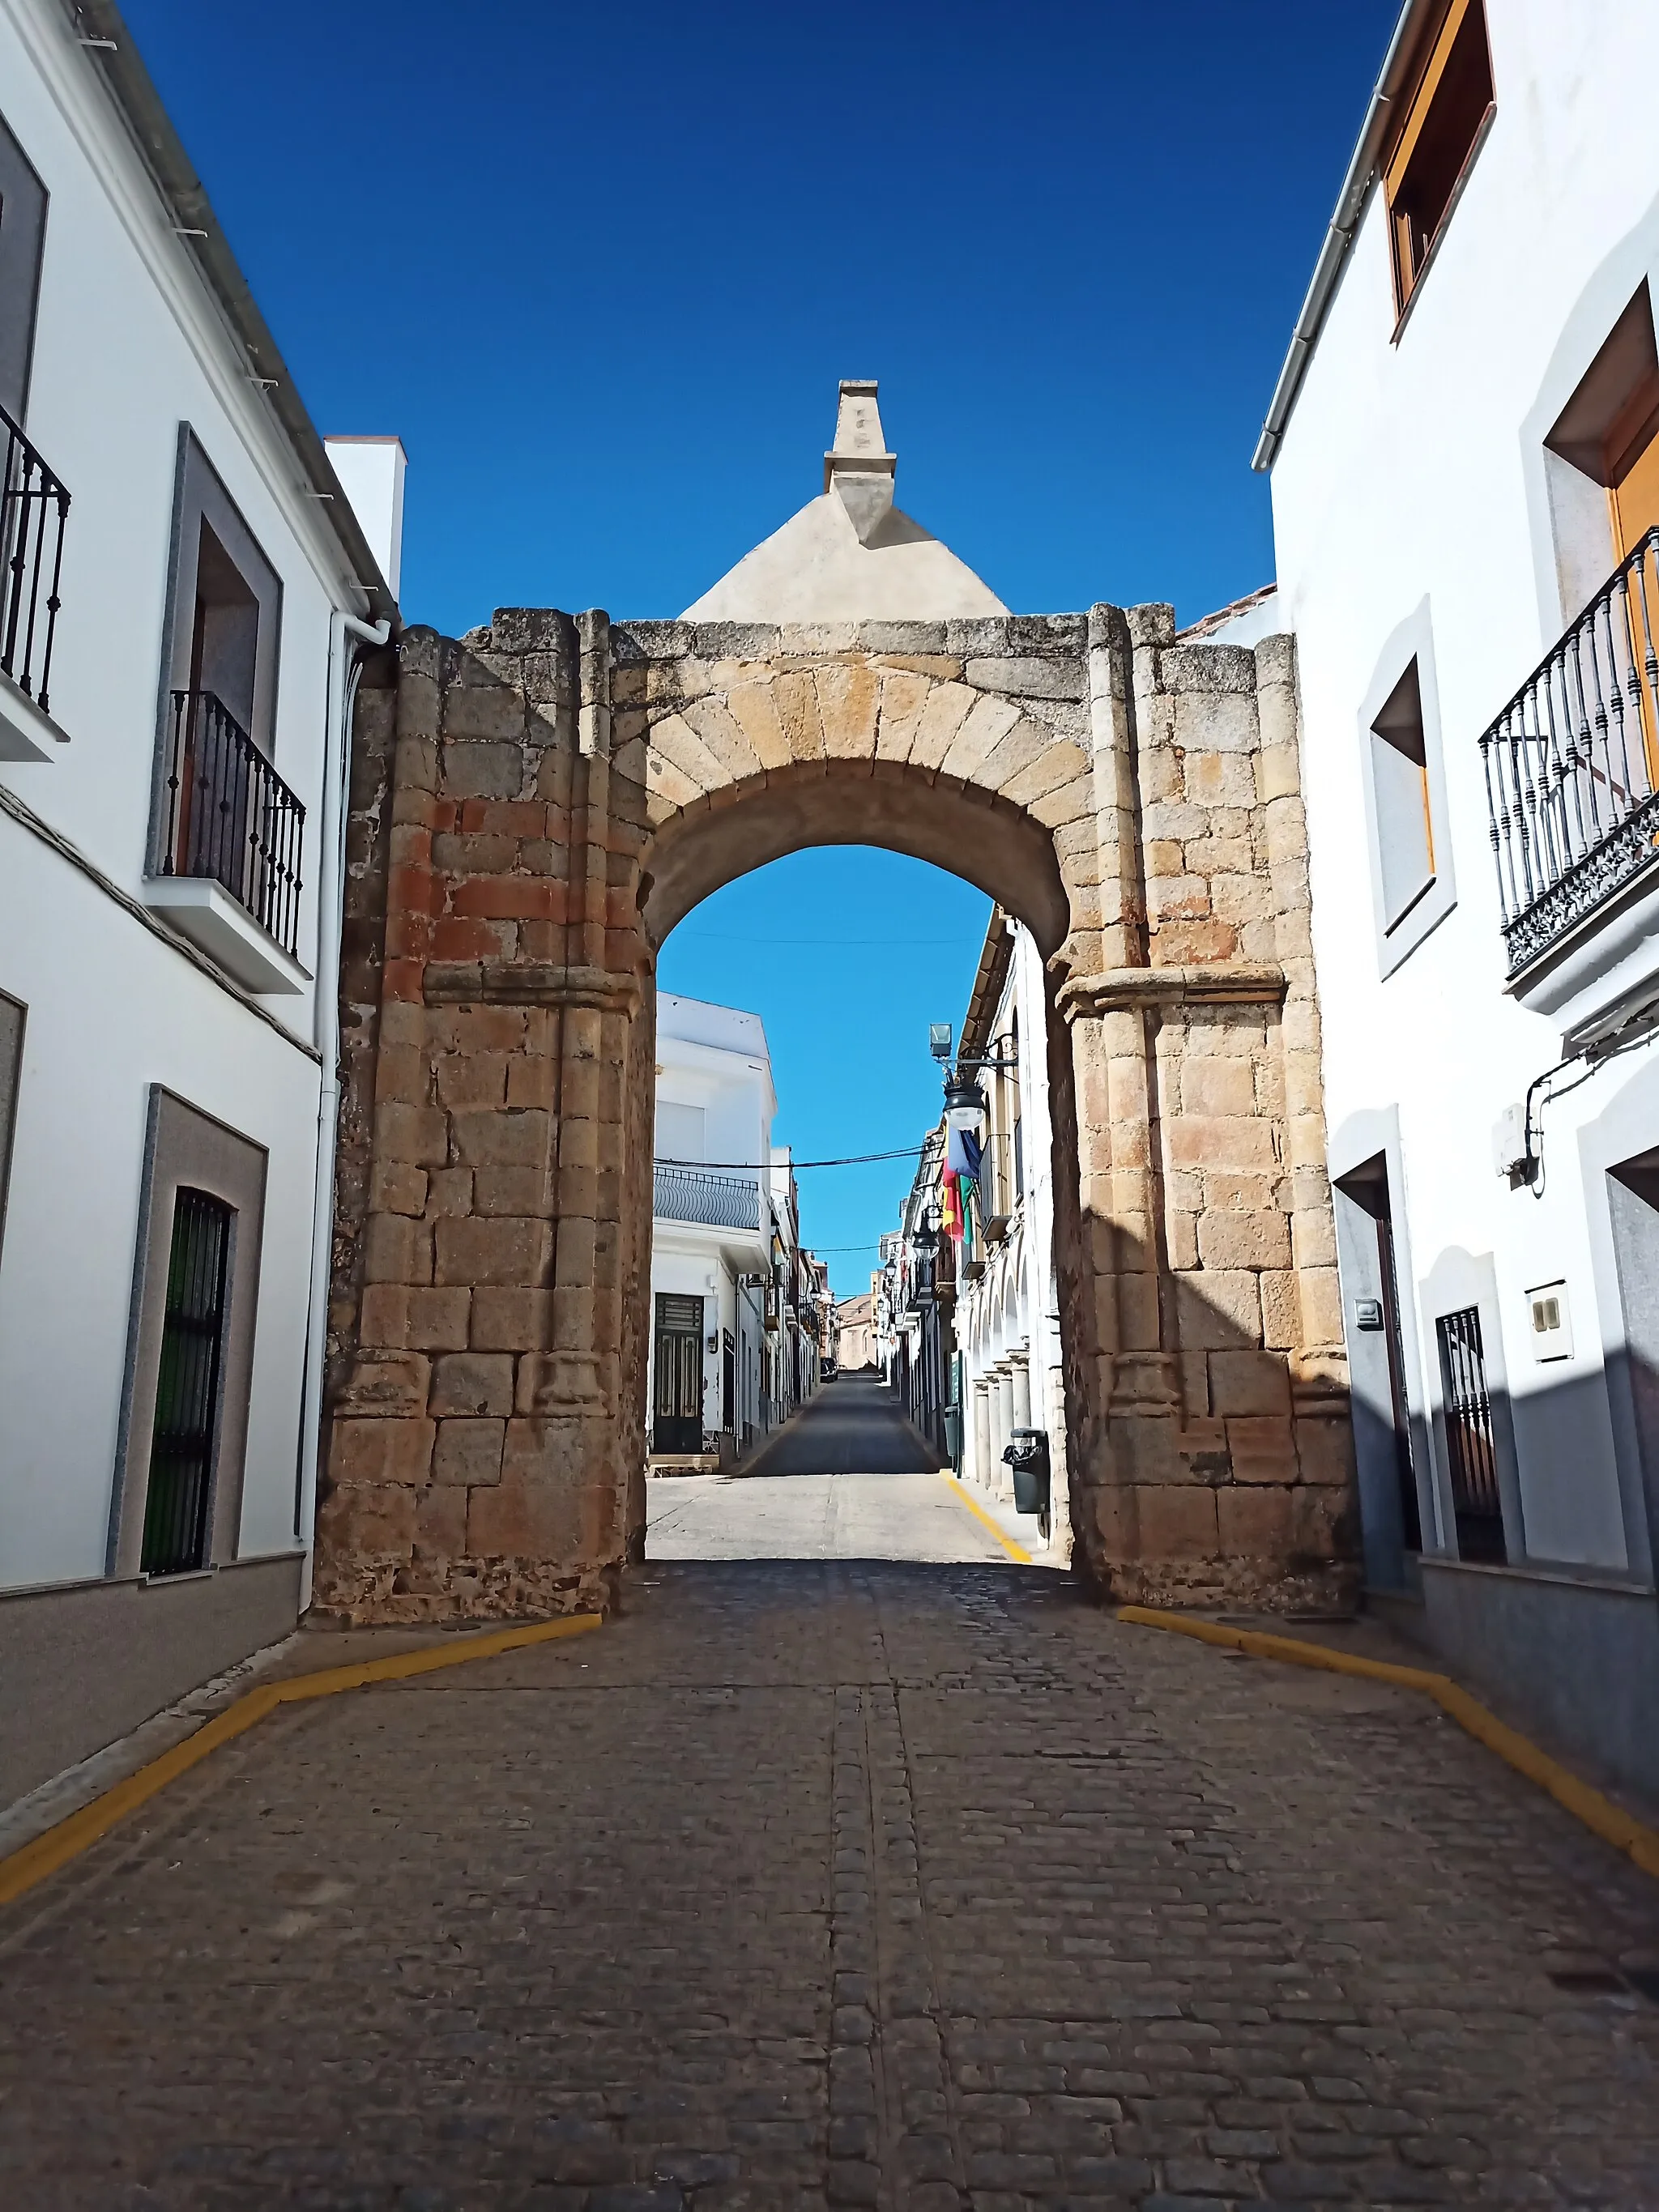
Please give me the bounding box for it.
[1251,0,1428,475]
[296,607,391,1609]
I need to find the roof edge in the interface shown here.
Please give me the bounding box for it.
[960,907,1016,1061]
[61,0,399,625]
[1252,0,1435,475]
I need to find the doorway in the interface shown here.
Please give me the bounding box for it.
[1333,1154,1423,1585]
[651,1292,705,1455]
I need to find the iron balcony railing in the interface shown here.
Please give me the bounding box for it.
[160,689,305,957]
[652,1163,761,1230]
[1,402,70,715]
[1481,525,1659,974]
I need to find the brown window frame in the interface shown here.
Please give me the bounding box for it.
[1383,0,1497,326]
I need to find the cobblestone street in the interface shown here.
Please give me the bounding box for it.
[4,1560,1659,2209]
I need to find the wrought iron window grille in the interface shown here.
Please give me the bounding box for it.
[0,402,70,715]
[141,1187,232,1578]
[1435,1303,1507,1564]
[1481,526,1659,975]
[160,688,305,957]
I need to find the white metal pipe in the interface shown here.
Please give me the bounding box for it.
[295,606,390,1607]
[1251,0,1426,473]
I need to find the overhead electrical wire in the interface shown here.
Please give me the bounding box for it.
[653,1144,925,1170]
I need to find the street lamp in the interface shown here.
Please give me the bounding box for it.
[943,1067,984,1132]
[929,1021,1017,1132]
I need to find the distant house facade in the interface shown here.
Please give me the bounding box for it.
[834,1292,879,1374]
[650,994,817,1466]
[1264,0,1659,1791]
[0,0,398,1804]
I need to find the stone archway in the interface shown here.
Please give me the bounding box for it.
[317,601,1357,1623]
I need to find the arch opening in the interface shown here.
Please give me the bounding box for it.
[636,841,1085,1567]
[638,761,1073,957]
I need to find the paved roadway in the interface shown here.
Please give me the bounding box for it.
[649,1375,1017,1564]
[3,1474,1659,2203]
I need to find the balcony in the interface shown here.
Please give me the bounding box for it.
[0,403,70,760]
[652,1164,761,1230]
[1481,527,1659,1041]
[146,689,309,995]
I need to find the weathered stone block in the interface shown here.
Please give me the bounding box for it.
[318,1481,417,1556]
[1295,1415,1356,1488]
[442,684,527,741]
[1132,1482,1219,1561]
[963,657,1086,701]
[1196,1208,1292,1272]
[1218,1484,1294,1554]
[375,1103,449,1166]
[361,1211,432,1286]
[369,1161,428,1217]
[1259,1270,1301,1351]
[1167,1115,1277,1172]
[434,1216,551,1288]
[473,1165,548,1217]
[359,1285,471,1352]
[1296,1264,1346,1348]
[470,1287,553,1350]
[450,1109,552,1168]
[331,1416,436,1486]
[433,1416,506,1485]
[1223,1412,1299,1485]
[429,1352,515,1417]
[467,1459,586,1559]
[335,1353,431,1417]
[1209,1349,1292,1416]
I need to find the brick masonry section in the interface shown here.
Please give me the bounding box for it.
[318,605,1356,1622]
[3,1563,1658,2205]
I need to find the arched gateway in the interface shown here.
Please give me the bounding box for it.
[317,388,1356,1622]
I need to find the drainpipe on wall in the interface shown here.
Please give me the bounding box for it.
[294,605,391,1609]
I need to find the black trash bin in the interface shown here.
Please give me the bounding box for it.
[942,1402,963,1471]
[1002,1427,1050,1522]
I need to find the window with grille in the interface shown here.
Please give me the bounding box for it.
[141,1187,233,1576]
[1435,1303,1506,1563]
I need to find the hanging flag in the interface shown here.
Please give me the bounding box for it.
[940,1163,964,1242]
[945,1123,983,1247]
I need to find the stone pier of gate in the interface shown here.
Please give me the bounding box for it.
[317,604,1356,1623]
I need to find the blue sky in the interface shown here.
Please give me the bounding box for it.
[125,0,1400,1292]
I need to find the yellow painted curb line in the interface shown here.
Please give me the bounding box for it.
[1117,1604,1659,1883]
[0,1610,603,1911]
[940,1469,1034,1565]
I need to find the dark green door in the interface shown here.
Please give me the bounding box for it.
[142,1187,232,1575]
[653,1292,705,1454]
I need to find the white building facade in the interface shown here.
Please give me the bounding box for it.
[1265,0,1659,1789]
[949,912,1068,1558]
[0,0,397,1804]
[649,994,810,1466]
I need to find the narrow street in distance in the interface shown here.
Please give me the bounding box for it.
[647,1375,1039,1565]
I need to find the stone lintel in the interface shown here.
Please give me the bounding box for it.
[423,961,642,1015]
[1058,964,1286,1023]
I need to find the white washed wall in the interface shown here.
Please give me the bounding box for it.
[0,0,372,1593]
[1271,0,1659,1569]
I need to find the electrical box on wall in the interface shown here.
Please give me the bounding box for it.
[1493,1104,1533,1185]
[1526,1279,1572,1362]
